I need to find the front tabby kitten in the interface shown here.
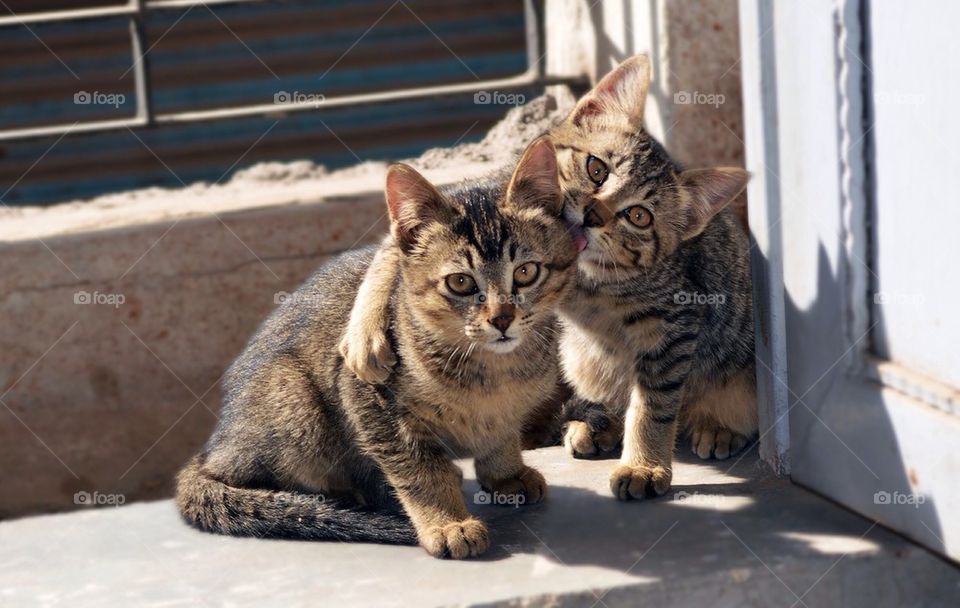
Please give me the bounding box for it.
[341,54,757,502]
[176,137,576,558]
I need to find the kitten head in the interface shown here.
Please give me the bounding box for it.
[551,54,748,282]
[385,136,576,354]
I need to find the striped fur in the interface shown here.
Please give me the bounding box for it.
[340,55,758,502]
[553,55,757,500]
[176,138,576,558]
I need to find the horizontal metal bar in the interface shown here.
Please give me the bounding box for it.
[0,5,135,26]
[0,73,584,142]
[0,118,149,142]
[0,0,266,27]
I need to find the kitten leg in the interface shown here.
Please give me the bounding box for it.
[338,238,400,384]
[475,434,546,506]
[684,366,757,460]
[363,424,488,559]
[561,396,622,458]
[610,330,697,500]
[610,384,678,500]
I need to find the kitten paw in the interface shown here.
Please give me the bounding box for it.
[338,329,397,385]
[690,426,750,460]
[609,464,672,501]
[481,465,547,505]
[421,518,489,559]
[563,420,621,459]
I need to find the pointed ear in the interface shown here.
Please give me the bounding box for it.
[504,136,561,215]
[385,163,453,253]
[569,53,652,126]
[680,168,749,239]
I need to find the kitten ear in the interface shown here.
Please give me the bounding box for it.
[385,163,453,253]
[505,136,561,214]
[569,53,652,126]
[680,168,749,240]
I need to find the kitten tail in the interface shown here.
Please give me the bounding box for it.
[175,456,417,545]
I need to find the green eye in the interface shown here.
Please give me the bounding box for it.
[586,155,609,185]
[513,262,540,287]
[623,205,653,228]
[445,273,478,296]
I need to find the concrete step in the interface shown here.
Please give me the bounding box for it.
[1,447,957,607]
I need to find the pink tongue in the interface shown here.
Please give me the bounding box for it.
[564,218,588,254]
[573,233,588,253]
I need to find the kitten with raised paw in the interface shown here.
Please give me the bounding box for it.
[175,136,577,558]
[340,55,759,503]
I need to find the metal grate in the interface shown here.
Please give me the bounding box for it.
[0,0,571,142]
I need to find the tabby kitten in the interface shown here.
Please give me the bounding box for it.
[551,55,756,500]
[176,137,577,558]
[340,54,757,502]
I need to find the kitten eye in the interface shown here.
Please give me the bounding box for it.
[623,205,654,228]
[513,262,540,287]
[585,155,609,185]
[445,273,478,296]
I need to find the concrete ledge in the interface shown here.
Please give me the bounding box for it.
[1,447,956,607]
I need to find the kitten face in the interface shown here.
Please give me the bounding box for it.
[554,123,688,282]
[550,54,748,284]
[386,138,576,354]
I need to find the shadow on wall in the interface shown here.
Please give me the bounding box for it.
[777,241,946,557]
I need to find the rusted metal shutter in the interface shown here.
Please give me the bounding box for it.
[0,0,539,205]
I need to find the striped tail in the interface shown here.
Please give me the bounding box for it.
[175,456,416,545]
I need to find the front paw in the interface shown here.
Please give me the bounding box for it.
[609,464,672,501]
[481,466,547,505]
[563,420,621,459]
[420,518,489,559]
[338,329,397,384]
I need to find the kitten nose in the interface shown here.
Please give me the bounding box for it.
[583,206,606,228]
[489,312,515,334]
